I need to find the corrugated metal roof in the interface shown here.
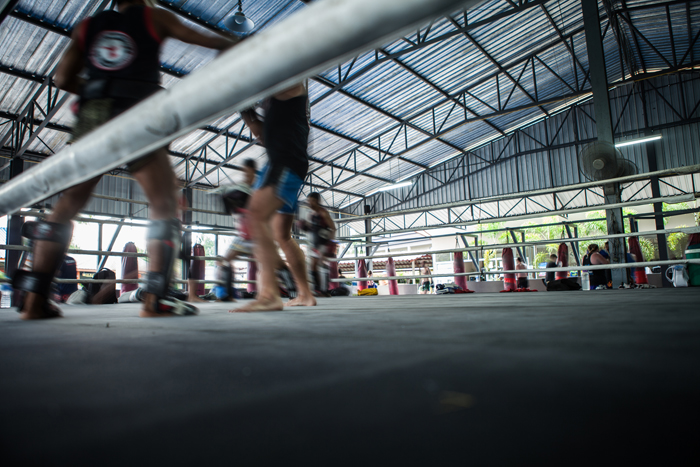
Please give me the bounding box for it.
[0,0,697,212]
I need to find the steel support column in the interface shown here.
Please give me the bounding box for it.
[564,223,581,266]
[508,229,526,262]
[6,157,23,282]
[639,82,671,287]
[582,0,625,287]
[364,204,372,271]
[96,221,124,272]
[182,188,193,283]
[459,235,480,273]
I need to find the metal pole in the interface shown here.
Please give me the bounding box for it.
[6,157,24,280]
[0,0,478,216]
[96,221,123,271]
[581,0,625,287]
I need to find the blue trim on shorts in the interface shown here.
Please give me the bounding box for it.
[254,163,304,214]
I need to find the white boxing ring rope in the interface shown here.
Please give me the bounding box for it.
[331,226,700,262]
[4,259,691,286]
[0,0,479,217]
[330,259,700,283]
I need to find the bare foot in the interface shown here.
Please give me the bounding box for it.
[139,308,177,318]
[285,293,317,307]
[139,293,197,317]
[230,296,284,312]
[19,293,62,320]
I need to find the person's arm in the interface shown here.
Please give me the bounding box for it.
[321,209,336,240]
[54,22,87,94]
[591,253,610,265]
[240,108,264,144]
[150,8,237,50]
[273,82,307,101]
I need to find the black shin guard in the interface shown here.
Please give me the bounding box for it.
[277,266,297,299]
[143,218,181,301]
[13,221,73,299]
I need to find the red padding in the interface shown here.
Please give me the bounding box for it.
[502,248,515,291]
[556,243,569,279]
[247,261,257,293]
[628,236,648,285]
[453,251,468,290]
[386,257,399,295]
[121,241,138,294]
[191,244,206,295]
[357,259,368,291]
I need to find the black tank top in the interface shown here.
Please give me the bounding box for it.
[311,212,329,247]
[263,95,310,179]
[82,6,161,84]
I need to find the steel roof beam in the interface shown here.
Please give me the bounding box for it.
[456,26,549,118]
[311,0,552,105]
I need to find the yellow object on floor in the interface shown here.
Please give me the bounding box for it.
[358,288,378,296]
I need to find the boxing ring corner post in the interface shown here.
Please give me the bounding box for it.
[0,0,480,217]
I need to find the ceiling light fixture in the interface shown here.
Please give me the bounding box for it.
[614,135,662,148]
[376,181,412,192]
[224,0,255,34]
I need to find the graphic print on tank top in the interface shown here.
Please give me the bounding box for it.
[89,31,138,71]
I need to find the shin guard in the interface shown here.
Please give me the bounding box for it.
[13,221,73,298]
[143,218,181,300]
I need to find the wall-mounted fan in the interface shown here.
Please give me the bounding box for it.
[578,141,638,182]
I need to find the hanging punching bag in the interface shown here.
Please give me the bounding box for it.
[556,243,568,280]
[247,261,257,293]
[628,236,648,285]
[454,251,467,290]
[502,248,516,291]
[121,242,138,295]
[357,259,368,291]
[386,257,399,295]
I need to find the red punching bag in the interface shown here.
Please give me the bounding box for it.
[328,243,339,290]
[628,237,648,285]
[453,251,467,290]
[121,242,138,294]
[357,259,368,291]
[191,244,206,295]
[386,257,399,295]
[502,248,516,291]
[247,261,257,293]
[556,243,568,280]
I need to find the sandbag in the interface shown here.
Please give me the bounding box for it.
[502,248,516,291]
[386,257,399,295]
[190,243,206,296]
[357,259,368,291]
[247,261,257,293]
[453,251,468,290]
[121,242,138,294]
[628,237,648,285]
[556,243,569,280]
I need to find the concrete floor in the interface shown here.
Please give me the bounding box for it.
[1,289,699,466]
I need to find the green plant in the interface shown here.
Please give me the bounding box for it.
[667,227,690,259]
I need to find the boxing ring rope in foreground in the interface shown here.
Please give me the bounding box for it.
[0,0,479,217]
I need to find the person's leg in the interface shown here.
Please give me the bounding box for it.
[131,149,193,317]
[273,213,316,307]
[187,277,205,302]
[19,176,100,319]
[231,186,286,312]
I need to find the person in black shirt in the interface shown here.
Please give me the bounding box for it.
[16,0,235,320]
[232,83,316,312]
